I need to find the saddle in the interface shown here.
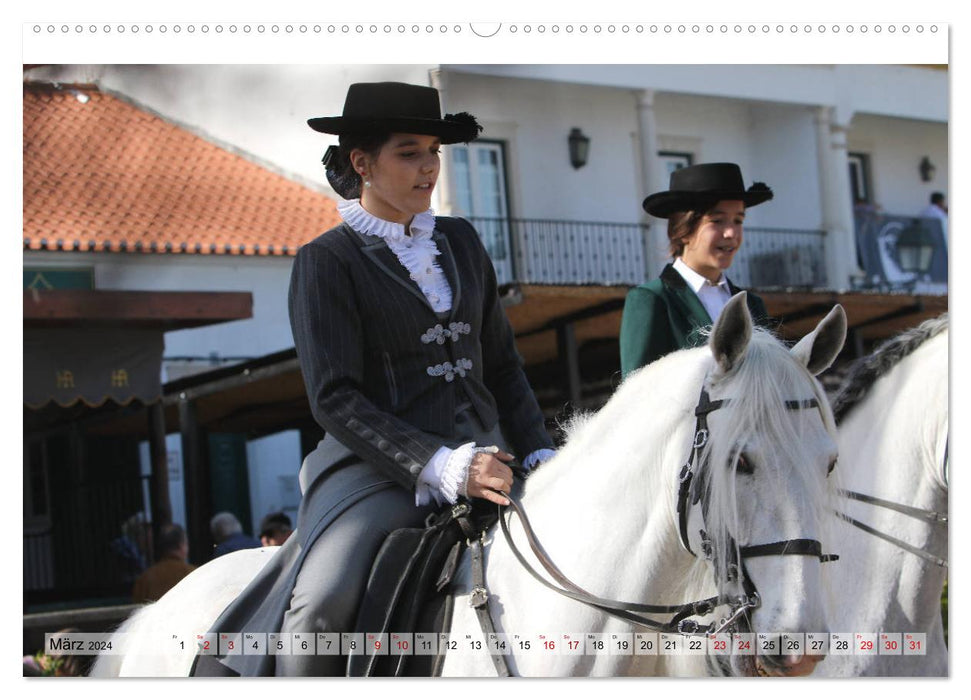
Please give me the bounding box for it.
[347,498,498,677]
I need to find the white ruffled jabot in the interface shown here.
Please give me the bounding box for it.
[338,199,452,312]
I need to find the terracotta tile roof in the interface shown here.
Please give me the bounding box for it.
[23,82,341,256]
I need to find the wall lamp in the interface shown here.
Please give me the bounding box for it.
[919,156,936,183]
[568,128,590,169]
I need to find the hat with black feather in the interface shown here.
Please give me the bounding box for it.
[308,82,482,144]
[642,162,773,218]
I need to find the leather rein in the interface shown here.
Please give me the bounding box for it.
[835,489,948,568]
[460,381,839,676]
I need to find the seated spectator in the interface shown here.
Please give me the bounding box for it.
[132,523,195,603]
[259,511,294,547]
[210,511,261,558]
[109,511,150,583]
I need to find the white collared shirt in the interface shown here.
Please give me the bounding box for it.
[673,257,732,323]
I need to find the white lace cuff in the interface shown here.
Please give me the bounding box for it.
[523,448,556,471]
[415,442,476,506]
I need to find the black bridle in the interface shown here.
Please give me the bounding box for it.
[673,386,839,634]
[464,379,841,677]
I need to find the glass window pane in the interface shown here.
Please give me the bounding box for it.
[451,147,473,214]
[476,147,504,217]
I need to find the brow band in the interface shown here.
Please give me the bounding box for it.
[785,399,819,410]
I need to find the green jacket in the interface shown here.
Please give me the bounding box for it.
[620,264,769,377]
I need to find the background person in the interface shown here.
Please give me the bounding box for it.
[620,162,772,377]
[132,523,195,603]
[209,512,260,558]
[258,511,293,547]
[108,511,150,583]
[920,191,948,241]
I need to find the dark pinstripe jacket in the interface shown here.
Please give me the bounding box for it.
[288,216,554,492]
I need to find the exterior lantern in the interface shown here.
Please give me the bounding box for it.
[919,156,936,183]
[568,128,590,169]
[896,221,936,274]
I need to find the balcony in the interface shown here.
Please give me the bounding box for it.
[467,216,828,289]
[731,226,828,289]
[467,216,648,286]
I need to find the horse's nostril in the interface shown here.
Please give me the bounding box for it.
[781,653,825,676]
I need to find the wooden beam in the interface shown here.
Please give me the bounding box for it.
[24,289,253,329]
[163,356,302,405]
[517,298,626,339]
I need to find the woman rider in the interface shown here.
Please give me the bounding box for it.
[193,81,555,676]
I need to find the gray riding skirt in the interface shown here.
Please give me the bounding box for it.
[193,406,507,677]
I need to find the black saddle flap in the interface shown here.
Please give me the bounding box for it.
[348,499,500,677]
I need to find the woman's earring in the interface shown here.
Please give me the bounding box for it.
[364,180,372,189]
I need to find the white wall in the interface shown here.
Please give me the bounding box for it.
[848,114,949,217]
[749,103,824,230]
[447,77,834,233]
[448,74,645,224]
[447,64,948,124]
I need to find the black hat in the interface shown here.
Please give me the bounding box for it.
[642,162,773,218]
[308,82,481,144]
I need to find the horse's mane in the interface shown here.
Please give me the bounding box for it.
[831,313,948,424]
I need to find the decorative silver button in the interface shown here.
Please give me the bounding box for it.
[421,321,471,345]
[426,358,473,382]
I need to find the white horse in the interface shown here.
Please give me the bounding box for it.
[814,315,948,677]
[89,547,278,677]
[441,295,846,677]
[92,294,846,678]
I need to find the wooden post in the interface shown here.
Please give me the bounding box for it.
[179,395,211,565]
[849,327,865,359]
[147,401,172,563]
[556,322,582,406]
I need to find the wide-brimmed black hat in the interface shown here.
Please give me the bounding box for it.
[642,162,773,218]
[308,82,481,144]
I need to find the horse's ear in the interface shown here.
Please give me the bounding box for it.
[710,292,752,372]
[790,304,847,375]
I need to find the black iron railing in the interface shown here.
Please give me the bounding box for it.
[24,474,152,606]
[467,216,649,285]
[732,226,828,289]
[467,216,828,288]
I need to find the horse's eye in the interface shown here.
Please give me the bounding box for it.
[736,453,754,475]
